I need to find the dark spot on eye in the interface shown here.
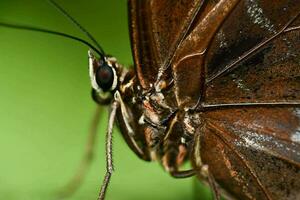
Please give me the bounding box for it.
[95,64,114,92]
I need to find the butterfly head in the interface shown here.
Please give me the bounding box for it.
[88,50,122,104]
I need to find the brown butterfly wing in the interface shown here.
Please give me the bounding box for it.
[128,0,300,199]
[193,107,300,200]
[169,0,241,107]
[188,1,300,199]
[204,0,300,105]
[128,0,204,88]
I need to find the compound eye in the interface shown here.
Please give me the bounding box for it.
[95,64,114,92]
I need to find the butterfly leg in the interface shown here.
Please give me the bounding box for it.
[200,165,221,200]
[170,169,196,178]
[57,106,102,198]
[165,154,221,199]
[98,101,119,200]
[192,130,221,200]
[162,146,197,178]
[114,91,149,160]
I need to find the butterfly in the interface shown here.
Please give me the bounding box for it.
[0,1,194,199]
[1,0,300,200]
[103,1,300,199]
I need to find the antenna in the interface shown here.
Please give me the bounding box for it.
[49,0,106,57]
[0,22,103,57]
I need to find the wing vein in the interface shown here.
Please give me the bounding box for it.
[207,121,273,200]
[201,102,300,110]
[205,11,300,84]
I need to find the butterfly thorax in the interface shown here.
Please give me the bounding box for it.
[118,69,204,172]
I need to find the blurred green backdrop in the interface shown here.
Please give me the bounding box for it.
[0,0,212,199]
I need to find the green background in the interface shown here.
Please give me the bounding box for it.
[0,0,211,199]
